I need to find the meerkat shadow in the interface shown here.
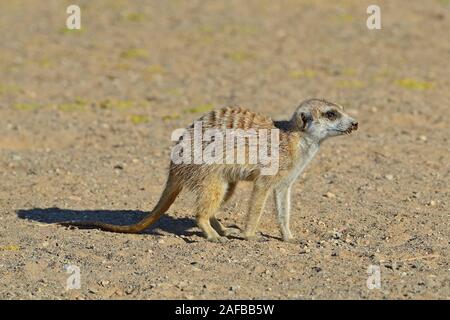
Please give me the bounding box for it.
[16,207,200,238]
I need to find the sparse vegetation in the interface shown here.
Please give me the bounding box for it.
[396,78,433,90]
[120,48,149,59]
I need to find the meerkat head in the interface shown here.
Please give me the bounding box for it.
[291,98,358,141]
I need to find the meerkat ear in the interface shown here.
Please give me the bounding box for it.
[292,110,313,131]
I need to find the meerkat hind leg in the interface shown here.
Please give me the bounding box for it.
[209,182,240,237]
[195,181,228,242]
[210,216,240,237]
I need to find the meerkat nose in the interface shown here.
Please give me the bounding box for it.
[351,121,358,130]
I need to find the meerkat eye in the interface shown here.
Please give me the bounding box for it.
[324,110,337,120]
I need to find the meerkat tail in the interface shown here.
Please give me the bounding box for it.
[60,178,182,233]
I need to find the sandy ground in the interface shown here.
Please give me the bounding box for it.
[0,0,449,299]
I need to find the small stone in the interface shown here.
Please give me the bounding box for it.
[69,195,82,201]
[229,285,240,291]
[125,287,134,295]
[331,231,342,239]
[100,280,110,287]
[385,174,394,181]
[324,192,336,199]
[419,135,427,142]
[428,200,436,207]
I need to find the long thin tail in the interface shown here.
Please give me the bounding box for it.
[60,177,181,233]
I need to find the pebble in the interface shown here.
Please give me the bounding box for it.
[324,192,336,199]
[68,195,82,201]
[428,200,436,207]
[100,280,110,287]
[125,287,134,295]
[302,247,311,254]
[331,231,342,239]
[419,135,427,142]
[385,174,394,181]
[229,285,240,291]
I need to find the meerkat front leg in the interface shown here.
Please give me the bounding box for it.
[243,182,271,241]
[274,185,293,242]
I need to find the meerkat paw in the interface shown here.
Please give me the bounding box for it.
[207,236,228,243]
[282,234,295,243]
[244,233,266,242]
[222,227,241,237]
[283,237,298,244]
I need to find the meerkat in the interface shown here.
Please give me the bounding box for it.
[61,98,358,242]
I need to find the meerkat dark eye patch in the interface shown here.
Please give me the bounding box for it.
[323,110,340,121]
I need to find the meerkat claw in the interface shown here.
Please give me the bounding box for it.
[207,236,228,243]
